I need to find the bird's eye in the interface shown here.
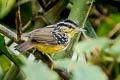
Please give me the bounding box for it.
[68,25,75,29]
[68,25,72,28]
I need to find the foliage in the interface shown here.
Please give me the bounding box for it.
[0,55,11,72]
[21,56,59,80]
[0,0,120,80]
[97,14,120,36]
[0,0,15,19]
[0,34,23,66]
[54,59,108,80]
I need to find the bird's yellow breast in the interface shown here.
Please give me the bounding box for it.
[35,43,65,54]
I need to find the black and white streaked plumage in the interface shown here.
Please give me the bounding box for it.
[52,31,68,45]
[16,19,85,53]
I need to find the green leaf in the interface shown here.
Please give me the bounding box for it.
[0,55,11,72]
[84,21,97,39]
[105,36,120,56]
[21,57,59,80]
[74,38,111,54]
[72,64,107,80]
[0,0,15,19]
[55,59,108,80]
[0,34,23,66]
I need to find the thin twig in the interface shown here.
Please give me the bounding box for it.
[108,23,120,37]
[82,0,94,27]
[22,20,32,31]
[16,0,22,42]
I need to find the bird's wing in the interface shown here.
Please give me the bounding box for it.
[23,27,58,45]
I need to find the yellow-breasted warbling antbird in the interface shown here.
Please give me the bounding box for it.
[16,19,85,54]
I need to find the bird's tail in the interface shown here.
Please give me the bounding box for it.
[16,40,34,52]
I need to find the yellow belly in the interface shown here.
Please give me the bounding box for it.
[35,43,65,54]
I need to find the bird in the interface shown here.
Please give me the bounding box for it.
[16,19,85,54]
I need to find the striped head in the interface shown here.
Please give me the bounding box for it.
[56,19,85,38]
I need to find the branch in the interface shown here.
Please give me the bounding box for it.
[0,24,17,42]
[54,68,71,80]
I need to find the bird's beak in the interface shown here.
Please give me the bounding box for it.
[75,27,86,32]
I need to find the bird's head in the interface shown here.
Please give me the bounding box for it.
[56,19,85,38]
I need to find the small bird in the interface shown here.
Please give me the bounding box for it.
[16,19,85,54]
